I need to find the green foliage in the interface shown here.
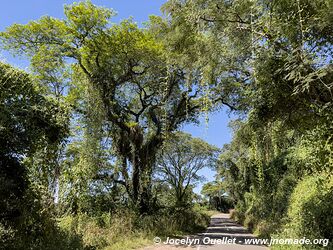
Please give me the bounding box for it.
[270,172,333,249]
[156,132,220,207]
[0,1,225,213]
[0,62,72,249]
[220,116,333,240]
[201,181,233,212]
[1,0,332,248]
[162,0,333,243]
[0,62,68,154]
[58,208,210,250]
[283,172,333,243]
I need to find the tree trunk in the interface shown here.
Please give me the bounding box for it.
[131,150,140,203]
[139,170,153,214]
[112,122,163,214]
[129,135,161,214]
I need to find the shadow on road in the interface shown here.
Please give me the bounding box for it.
[143,213,268,249]
[172,213,267,249]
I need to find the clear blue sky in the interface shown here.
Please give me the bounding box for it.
[0,0,234,194]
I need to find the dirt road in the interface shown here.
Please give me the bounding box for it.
[142,213,269,250]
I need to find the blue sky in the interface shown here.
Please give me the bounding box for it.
[0,0,234,193]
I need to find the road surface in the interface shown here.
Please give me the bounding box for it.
[142,213,269,250]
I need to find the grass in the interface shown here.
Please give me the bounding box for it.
[57,206,214,250]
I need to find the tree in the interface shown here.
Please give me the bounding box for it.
[156,132,219,207]
[57,76,116,215]
[162,0,333,123]
[201,181,232,212]
[0,1,225,213]
[0,62,68,248]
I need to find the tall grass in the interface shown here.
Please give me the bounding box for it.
[58,207,212,250]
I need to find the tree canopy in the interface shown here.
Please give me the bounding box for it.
[0,0,332,249]
[156,132,219,207]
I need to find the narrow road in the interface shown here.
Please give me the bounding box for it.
[143,213,269,250]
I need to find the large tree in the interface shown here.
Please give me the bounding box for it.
[156,132,219,207]
[162,0,333,122]
[0,1,224,213]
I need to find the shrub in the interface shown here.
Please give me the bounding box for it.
[137,207,210,237]
[0,185,84,250]
[244,214,257,232]
[273,172,333,249]
[232,201,246,224]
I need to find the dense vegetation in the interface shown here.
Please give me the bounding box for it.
[162,0,333,248]
[0,0,332,249]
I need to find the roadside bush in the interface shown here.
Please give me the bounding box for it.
[254,220,280,239]
[59,210,138,250]
[231,200,246,224]
[138,207,210,236]
[0,184,84,250]
[0,223,15,249]
[289,172,332,238]
[273,172,333,249]
[244,213,257,232]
